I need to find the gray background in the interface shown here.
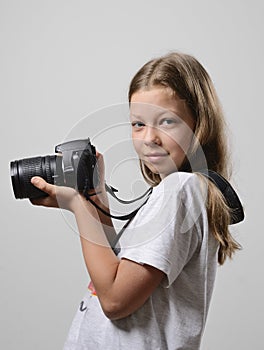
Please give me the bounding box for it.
[0,0,262,349]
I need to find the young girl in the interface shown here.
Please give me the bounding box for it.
[31,52,242,349]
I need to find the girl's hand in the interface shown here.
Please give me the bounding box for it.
[30,177,79,212]
[93,151,106,191]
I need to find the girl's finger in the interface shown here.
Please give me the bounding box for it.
[95,152,105,185]
[31,177,55,196]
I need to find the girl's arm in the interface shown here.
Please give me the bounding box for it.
[74,196,165,320]
[30,156,165,320]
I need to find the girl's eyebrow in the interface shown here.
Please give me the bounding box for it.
[130,114,144,120]
[130,109,181,121]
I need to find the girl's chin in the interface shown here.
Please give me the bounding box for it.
[144,164,179,178]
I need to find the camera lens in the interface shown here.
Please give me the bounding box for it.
[10,155,62,199]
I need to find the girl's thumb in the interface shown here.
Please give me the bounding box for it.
[31,176,45,189]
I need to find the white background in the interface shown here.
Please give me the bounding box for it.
[0,0,262,349]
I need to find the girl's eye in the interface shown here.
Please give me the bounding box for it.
[161,118,176,126]
[132,121,145,128]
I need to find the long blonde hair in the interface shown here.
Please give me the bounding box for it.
[128,51,241,265]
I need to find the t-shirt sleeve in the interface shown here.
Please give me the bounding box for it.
[119,173,204,287]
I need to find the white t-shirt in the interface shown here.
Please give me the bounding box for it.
[63,172,219,350]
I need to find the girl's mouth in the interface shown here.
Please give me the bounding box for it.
[145,153,168,163]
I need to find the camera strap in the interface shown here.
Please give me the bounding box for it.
[83,185,152,221]
[97,172,244,223]
[104,183,153,204]
[198,170,244,225]
[83,170,244,254]
[84,171,244,224]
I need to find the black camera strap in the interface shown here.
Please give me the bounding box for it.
[85,171,244,225]
[84,194,151,221]
[83,185,152,221]
[105,183,153,204]
[83,171,244,254]
[82,184,153,255]
[198,170,245,225]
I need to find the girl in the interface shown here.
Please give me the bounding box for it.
[31,52,242,349]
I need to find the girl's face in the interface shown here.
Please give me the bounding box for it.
[130,87,195,179]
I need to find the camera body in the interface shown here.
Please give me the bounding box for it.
[10,138,99,199]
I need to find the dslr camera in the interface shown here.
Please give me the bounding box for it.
[10,138,99,199]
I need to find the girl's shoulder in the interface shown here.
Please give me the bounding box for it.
[152,172,206,211]
[154,171,201,195]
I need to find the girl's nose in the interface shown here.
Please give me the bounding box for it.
[144,126,161,146]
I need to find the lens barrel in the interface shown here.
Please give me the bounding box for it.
[10,155,62,199]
